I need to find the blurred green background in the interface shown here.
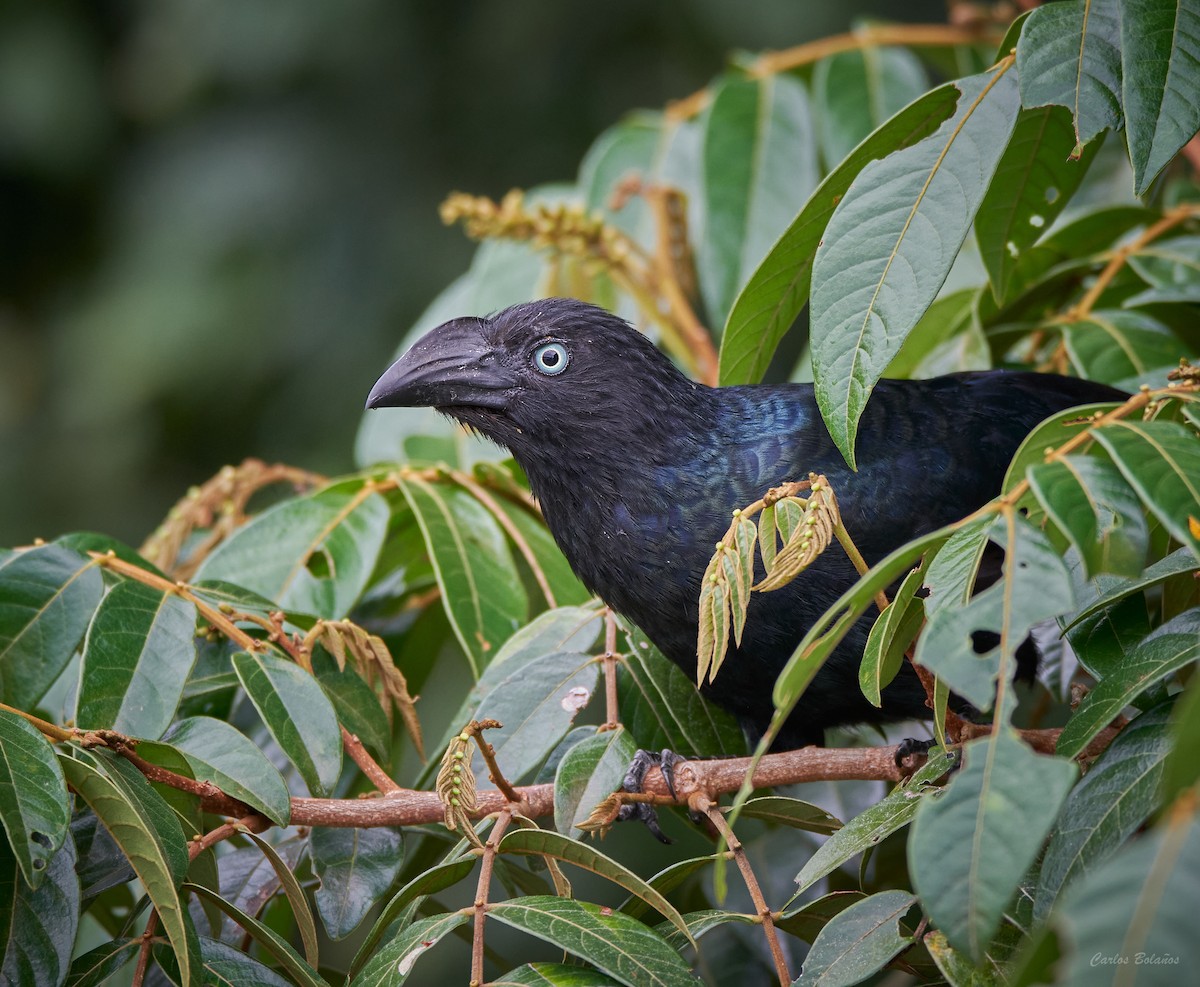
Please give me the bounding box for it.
[0,0,944,548]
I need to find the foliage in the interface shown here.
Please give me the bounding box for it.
[2,6,1200,985]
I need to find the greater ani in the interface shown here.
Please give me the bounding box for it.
[366,298,1125,750]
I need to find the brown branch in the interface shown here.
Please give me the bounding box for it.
[188,815,270,861]
[693,794,791,986]
[471,809,513,987]
[131,910,158,987]
[600,610,621,731]
[341,725,401,794]
[473,722,523,805]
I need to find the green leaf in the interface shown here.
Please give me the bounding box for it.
[1036,700,1175,921]
[349,856,476,978]
[195,936,295,987]
[76,578,197,738]
[239,828,320,968]
[1163,676,1200,821]
[794,889,916,987]
[499,828,693,944]
[776,891,868,945]
[313,653,392,763]
[1001,402,1125,504]
[909,729,1077,962]
[1051,808,1200,982]
[1057,608,1200,758]
[232,650,342,797]
[810,64,1021,466]
[1126,234,1200,305]
[883,287,989,379]
[1028,454,1148,578]
[1063,546,1199,631]
[491,963,623,986]
[739,795,842,835]
[1093,419,1200,559]
[719,82,960,385]
[1016,0,1123,152]
[795,750,956,891]
[0,545,103,709]
[0,711,68,888]
[923,929,1007,987]
[976,105,1096,302]
[859,562,926,707]
[813,46,928,168]
[0,828,77,987]
[487,895,702,987]
[580,112,662,241]
[1060,310,1185,388]
[195,479,389,619]
[185,881,325,987]
[60,747,193,985]
[618,627,744,756]
[1121,0,1200,194]
[489,494,592,608]
[554,726,637,836]
[310,825,404,940]
[65,937,138,987]
[349,912,469,987]
[699,73,819,330]
[475,650,599,786]
[917,513,1075,711]
[400,475,527,677]
[164,716,291,826]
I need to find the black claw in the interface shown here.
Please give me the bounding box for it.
[619,749,689,843]
[894,736,936,768]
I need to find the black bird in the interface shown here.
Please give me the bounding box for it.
[366,298,1125,749]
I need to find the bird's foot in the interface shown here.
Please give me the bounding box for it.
[616,749,687,844]
[894,736,936,768]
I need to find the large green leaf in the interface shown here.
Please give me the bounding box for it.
[0,545,103,709]
[810,64,1021,466]
[975,105,1096,303]
[60,748,194,985]
[1126,235,1200,305]
[718,82,960,385]
[165,716,291,826]
[1121,0,1200,194]
[1060,309,1185,388]
[0,827,77,987]
[400,475,527,677]
[882,287,990,379]
[813,46,928,169]
[487,896,703,987]
[916,513,1075,711]
[1093,419,1200,559]
[349,912,468,987]
[795,750,956,891]
[231,650,342,797]
[0,710,69,888]
[1056,608,1200,758]
[1016,0,1123,153]
[794,890,916,987]
[76,578,197,738]
[553,726,637,836]
[699,73,818,330]
[580,112,662,241]
[910,729,1076,962]
[488,493,592,608]
[474,650,599,787]
[1028,454,1148,579]
[617,627,744,756]
[499,828,693,943]
[1051,809,1200,984]
[310,825,404,940]
[1036,700,1175,921]
[195,479,389,619]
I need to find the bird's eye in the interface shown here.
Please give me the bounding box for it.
[532,342,569,376]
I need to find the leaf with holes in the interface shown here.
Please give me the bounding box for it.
[0,710,68,888]
[196,479,389,619]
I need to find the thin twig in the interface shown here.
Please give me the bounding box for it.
[470,809,513,987]
[131,910,158,987]
[692,794,791,986]
[341,725,401,793]
[600,610,621,731]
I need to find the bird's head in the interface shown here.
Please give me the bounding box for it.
[366,298,706,467]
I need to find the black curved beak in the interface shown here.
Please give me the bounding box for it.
[365,317,514,411]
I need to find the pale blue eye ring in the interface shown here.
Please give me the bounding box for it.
[533,342,569,376]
